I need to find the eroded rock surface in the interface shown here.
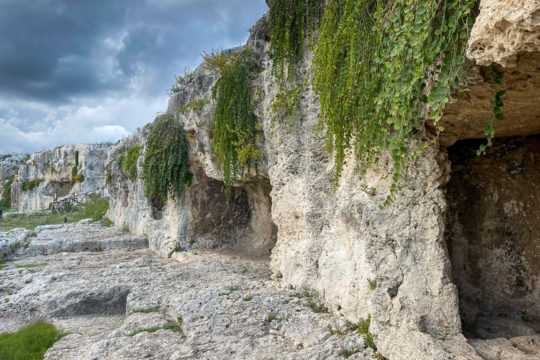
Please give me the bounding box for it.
[467,0,540,67]
[0,225,375,360]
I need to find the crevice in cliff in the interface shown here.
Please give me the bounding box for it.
[445,135,540,340]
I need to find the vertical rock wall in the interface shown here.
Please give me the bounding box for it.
[11,144,110,211]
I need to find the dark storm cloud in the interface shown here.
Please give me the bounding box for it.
[0,0,268,154]
[0,0,268,102]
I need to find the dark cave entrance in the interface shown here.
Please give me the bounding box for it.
[445,135,540,339]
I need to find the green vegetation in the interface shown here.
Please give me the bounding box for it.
[129,326,162,336]
[16,263,46,269]
[313,0,477,206]
[142,114,190,202]
[0,263,8,270]
[368,278,377,291]
[167,246,186,258]
[204,48,262,195]
[266,314,277,322]
[132,307,162,314]
[290,289,327,313]
[218,286,240,297]
[170,71,193,94]
[178,99,211,115]
[129,317,185,338]
[357,315,371,335]
[339,346,357,358]
[478,64,506,155]
[122,225,130,234]
[0,195,109,232]
[122,145,143,181]
[0,177,14,211]
[268,0,325,80]
[0,321,64,360]
[356,315,383,355]
[21,178,42,192]
[70,150,84,183]
[243,295,254,302]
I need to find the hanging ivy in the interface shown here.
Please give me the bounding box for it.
[477,64,505,155]
[142,114,190,202]
[204,49,262,196]
[268,0,325,80]
[313,0,477,206]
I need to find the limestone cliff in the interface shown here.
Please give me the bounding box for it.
[2,0,539,359]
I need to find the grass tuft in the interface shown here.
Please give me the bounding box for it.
[0,321,64,360]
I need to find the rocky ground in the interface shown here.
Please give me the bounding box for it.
[1,222,375,360]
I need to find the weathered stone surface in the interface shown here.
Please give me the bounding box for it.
[440,52,540,146]
[0,228,31,260]
[0,226,374,360]
[467,0,540,67]
[0,154,25,181]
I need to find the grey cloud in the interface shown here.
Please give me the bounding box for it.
[0,0,268,153]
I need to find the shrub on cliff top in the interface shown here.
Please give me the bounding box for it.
[142,114,190,202]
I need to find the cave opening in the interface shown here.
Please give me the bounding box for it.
[445,135,540,339]
[189,172,277,258]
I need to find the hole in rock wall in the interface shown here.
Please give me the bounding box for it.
[189,171,277,257]
[445,136,540,339]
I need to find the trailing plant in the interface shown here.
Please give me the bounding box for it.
[0,177,14,211]
[313,0,477,206]
[270,83,304,131]
[477,64,505,155]
[142,114,190,202]
[268,0,325,80]
[122,145,143,181]
[204,48,262,195]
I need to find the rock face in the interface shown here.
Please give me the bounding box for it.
[11,144,110,212]
[467,0,540,67]
[1,0,540,359]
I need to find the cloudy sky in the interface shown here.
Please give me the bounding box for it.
[0,0,268,154]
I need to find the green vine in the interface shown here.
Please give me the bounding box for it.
[142,114,190,202]
[204,49,262,195]
[313,0,477,206]
[122,145,143,181]
[0,178,14,210]
[477,64,505,155]
[269,0,325,80]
